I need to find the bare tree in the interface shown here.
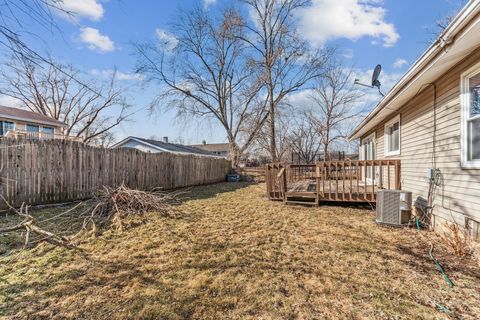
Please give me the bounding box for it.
[0,59,130,144]
[424,0,466,44]
[287,117,322,163]
[135,6,269,167]
[252,104,293,162]
[240,0,332,161]
[306,63,363,161]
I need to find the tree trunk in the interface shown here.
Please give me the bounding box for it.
[269,101,277,162]
[323,142,329,161]
[229,141,241,169]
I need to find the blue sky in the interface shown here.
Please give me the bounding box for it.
[0,0,465,144]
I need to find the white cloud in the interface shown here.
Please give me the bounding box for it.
[286,67,402,115]
[116,71,144,81]
[297,0,399,47]
[79,27,115,53]
[90,69,144,81]
[0,95,20,107]
[155,28,178,51]
[56,0,104,21]
[203,0,217,8]
[393,58,408,69]
[342,48,354,59]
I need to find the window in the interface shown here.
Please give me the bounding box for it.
[26,124,39,132]
[42,126,54,139]
[26,124,40,140]
[461,63,480,168]
[0,121,15,136]
[384,115,400,156]
[43,127,54,135]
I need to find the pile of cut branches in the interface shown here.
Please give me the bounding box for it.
[83,184,182,231]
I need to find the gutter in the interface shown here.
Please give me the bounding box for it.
[349,0,480,140]
[0,113,68,128]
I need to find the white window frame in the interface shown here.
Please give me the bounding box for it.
[360,132,376,185]
[1,121,16,135]
[360,132,376,160]
[384,114,401,157]
[461,61,480,169]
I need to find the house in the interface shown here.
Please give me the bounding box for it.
[349,1,480,234]
[0,105,68,139]
[190,141,230,158]
[112,136,219,157]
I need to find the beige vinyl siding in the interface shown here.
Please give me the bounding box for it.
[361,45,480,229]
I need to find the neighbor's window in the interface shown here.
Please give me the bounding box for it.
[26,124,39,132]
[462,65,480,167]
[42,127,54,135]
[42,126,54,139]
[384,115,400,156]
[0,121,15,136]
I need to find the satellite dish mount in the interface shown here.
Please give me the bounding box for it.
[354,64,385,97]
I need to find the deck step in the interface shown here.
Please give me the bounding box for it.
[285,192,317,198]
[285,200,318,206]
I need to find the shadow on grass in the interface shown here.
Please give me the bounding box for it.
[176,182,254,202]
[0,182,252,255]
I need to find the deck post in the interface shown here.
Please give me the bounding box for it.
[315,163,320,206]
[395,160,401,190]
[387,160,390,189]
[371,160,375,202]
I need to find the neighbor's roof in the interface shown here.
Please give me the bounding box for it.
[349,0,480,140]
[0,105,67,127]
[190,143,230,153]
[113,136,218,157]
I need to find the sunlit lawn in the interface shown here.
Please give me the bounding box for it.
[1,182,479,319]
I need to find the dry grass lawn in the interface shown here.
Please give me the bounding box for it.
[1,182,479,319]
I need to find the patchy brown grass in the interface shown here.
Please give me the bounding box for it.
[1,183,479,319]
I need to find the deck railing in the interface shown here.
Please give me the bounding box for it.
[266,159,401,203]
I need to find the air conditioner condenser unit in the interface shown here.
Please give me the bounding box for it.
[376,190,412,226]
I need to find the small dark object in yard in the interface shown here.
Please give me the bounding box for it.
[227,174,241,182]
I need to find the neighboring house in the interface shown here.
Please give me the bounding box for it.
[349,1,480,234]
[190,141,230,158]
[113,136,219,157]
[0,105,68,140]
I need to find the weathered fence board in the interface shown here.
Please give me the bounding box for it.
[0,140,231,209]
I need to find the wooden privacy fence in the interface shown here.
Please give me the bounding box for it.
[0,140,231,209]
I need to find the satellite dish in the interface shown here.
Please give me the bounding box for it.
[372,64,382,89]
[354,64,384,97]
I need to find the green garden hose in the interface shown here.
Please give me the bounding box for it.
[429,244,454,288]
[434,302,451,314]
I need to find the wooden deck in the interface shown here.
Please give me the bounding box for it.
[266,160,401,205]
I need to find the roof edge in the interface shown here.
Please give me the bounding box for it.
[349,0,480,140]
[111,136,224,158]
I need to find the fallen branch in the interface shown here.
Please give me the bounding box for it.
[0,201,78,250]
[0,184,183,251]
